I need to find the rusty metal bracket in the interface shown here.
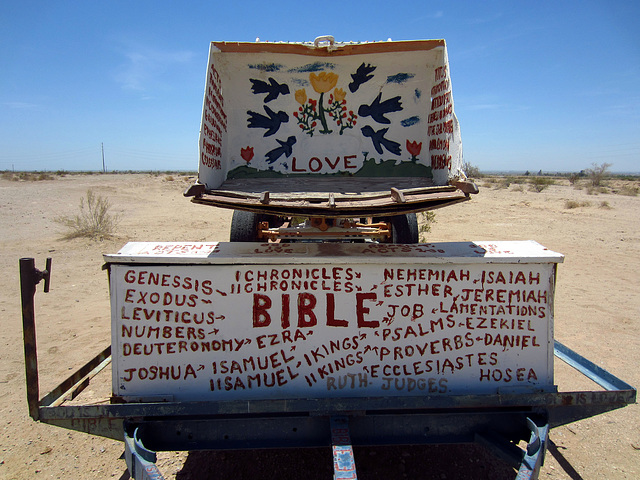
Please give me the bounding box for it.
[20,257,51,420]
[182,182,205,198]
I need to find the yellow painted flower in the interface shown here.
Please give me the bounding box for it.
[295,88,307,105]
[309,72,338,94]
[334,87,346,102]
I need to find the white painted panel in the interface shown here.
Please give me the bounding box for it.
[109,242,559,401]
[197,40,464,189]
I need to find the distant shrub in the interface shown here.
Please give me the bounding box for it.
[587,186,610,195]
[494,178,511,189]
[585,162,612,187]
[529,177,555,192]
[618,185,639,197]
[482,177,499,189]
[463,161,481,179]
[565,200,591,209]
[55,190,120,239]
[2,171,55,181]
[599,201,612,209]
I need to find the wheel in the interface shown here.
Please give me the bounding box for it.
[390,213,419,244]
[229,210,263,242]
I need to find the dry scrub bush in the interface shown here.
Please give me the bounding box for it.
[462,161,481,179]
[565,200,591,209]
[418,211,437,242]
[586,186,610,195]
[528,177,554,192]
[494,180,510,190]
[55,190,120,239]
[482,177,498,187]
[2,171,54,181]
[585,162,612,187]
[618,185,639,196]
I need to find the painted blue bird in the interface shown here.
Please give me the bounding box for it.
[349,63,376,93]
[265,136,297,164]
[358,93,403,124]
[247,106,289,137]
[250,77,290,103]
[361,125,401,155]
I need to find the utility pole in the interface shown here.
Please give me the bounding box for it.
[101,143,106,173]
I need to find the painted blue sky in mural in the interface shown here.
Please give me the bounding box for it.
[1,0,639,172]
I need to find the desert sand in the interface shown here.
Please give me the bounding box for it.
[0,172,638,479]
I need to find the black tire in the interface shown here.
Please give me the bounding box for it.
[390,213,419,244]
[229,210,262,242]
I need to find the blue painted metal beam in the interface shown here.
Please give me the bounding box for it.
[124,426,165,480]
[515,418,548,480]
[554,340,635,392]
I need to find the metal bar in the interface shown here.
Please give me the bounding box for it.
[48,352,112,407]
[32,392,617,424]
[40,347,111,407]
[20,258,41,420]
[554,340,635,392]
[330,416,357,480]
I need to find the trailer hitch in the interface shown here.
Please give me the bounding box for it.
[20,257,51,293]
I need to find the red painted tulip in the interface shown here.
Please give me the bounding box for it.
[406,140,422,157]
[241,146,254,162]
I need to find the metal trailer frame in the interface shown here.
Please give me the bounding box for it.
[20,257,636,480]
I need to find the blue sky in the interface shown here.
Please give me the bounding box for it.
[1,1,639,173]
